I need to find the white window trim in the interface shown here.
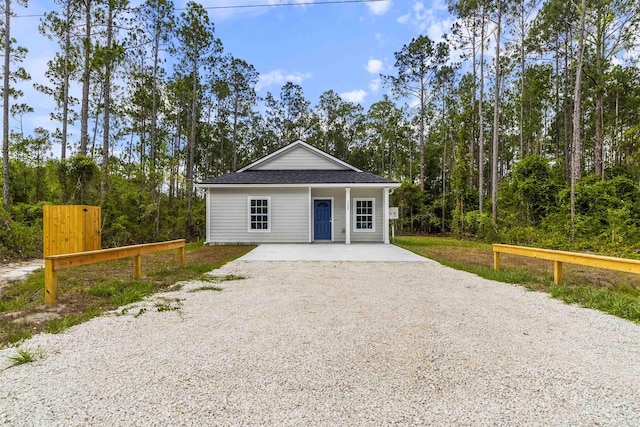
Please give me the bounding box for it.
[247,196,271,233]
[353,198,375,233]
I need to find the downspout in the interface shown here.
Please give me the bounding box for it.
[308,187,312,243]
[205,188,211,244]
[383,188,390,244]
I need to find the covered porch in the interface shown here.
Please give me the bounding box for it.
[308,186,392,244]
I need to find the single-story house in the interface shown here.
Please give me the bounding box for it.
[195,140,400,244]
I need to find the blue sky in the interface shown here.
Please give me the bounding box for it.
[209,0,453,104]
[11,0,455,152]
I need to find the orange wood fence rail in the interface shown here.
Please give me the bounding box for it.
[44,239,186,306]
[493,243,640,285]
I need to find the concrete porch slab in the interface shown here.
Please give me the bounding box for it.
[237,243,429,262]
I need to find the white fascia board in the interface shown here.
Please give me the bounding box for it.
[236,140,362,172]
[196,183,401,189]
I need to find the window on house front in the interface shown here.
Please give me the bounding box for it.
[354,198,375,232]
[248,197,270,232]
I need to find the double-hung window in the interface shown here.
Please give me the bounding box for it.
[248,197,270,232]
[353,198,375,232]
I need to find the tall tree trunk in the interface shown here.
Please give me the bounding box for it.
[563,36,571,182]
[554,38,560,162]
[138,53,146,175]
[595,96,604,177]
[519,0,525,158]
[491,2,502,224]
[470,15,477,189]
[478,7,485,213]
[232,98,238,171]
[100,3,113,206]
[90,82,101,156]
[419,70,425,191]
[80,0,92,155]
[441,91,446,233]
[150,16,160,178]
[614,92,619,166]
[169,123,179,209]
[61,0,72,161]
[571,0,587,237]
[594,10,605,178]
[186,66,197,217]
[2,0,10,207]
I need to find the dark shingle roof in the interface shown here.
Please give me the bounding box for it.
[199,170,396,185]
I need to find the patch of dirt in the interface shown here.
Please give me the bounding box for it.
[0,260,44,293]
[13,312,63,324]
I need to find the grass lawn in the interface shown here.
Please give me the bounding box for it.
[0,243,254,348]
[395,235,640,323]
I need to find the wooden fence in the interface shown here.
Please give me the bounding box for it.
[45,239,186,306]
[493,244,640,285]
[43,205,101,257]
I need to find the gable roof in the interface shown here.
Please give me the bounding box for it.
[196,139,399,188]
[237,140,362,172]
[199,170,395,185]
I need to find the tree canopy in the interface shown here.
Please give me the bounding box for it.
[1,0,640,259]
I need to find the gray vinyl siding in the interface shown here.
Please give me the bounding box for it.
[350,188,384,243]
[252,145,348,170]
[209,188,309,243]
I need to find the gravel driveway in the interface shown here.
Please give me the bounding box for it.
[1,255,640,425]
[0,260,44,293]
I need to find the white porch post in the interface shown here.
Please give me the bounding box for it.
[383,187,390,244]
[345,187,351,244]
[205,189,211,244]
[308,187,312,242]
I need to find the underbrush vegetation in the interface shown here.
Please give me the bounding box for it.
[396,235,640,323]
[393,158,640,261]
[0,243,254,348]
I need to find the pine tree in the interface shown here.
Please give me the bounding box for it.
[1,0,30,207]
[382,35,449,191]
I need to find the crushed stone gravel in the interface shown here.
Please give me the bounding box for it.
[1,258,639,426]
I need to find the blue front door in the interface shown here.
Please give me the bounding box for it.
[314,199,332,240]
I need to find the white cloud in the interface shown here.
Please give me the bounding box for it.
[256,69,312,92]
[339,89,367,103]
[426,18,454,42]
[365,58,384,74]
[396,1,453,41]
[369,78,381,94]
[431,0,448,11]
[367,0,392,15]
[396,13,410,24]
[375,33,382,41]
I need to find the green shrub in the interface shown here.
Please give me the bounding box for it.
[464,210,497,241]
[0,205,42,259]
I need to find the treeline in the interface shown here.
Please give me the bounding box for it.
[1,0,640,259]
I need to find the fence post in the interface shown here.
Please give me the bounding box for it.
[493,251,500,271]
[133,255,142,279]
[179,246,185,266]
[44,259,57,306]
[553,261,563,285]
